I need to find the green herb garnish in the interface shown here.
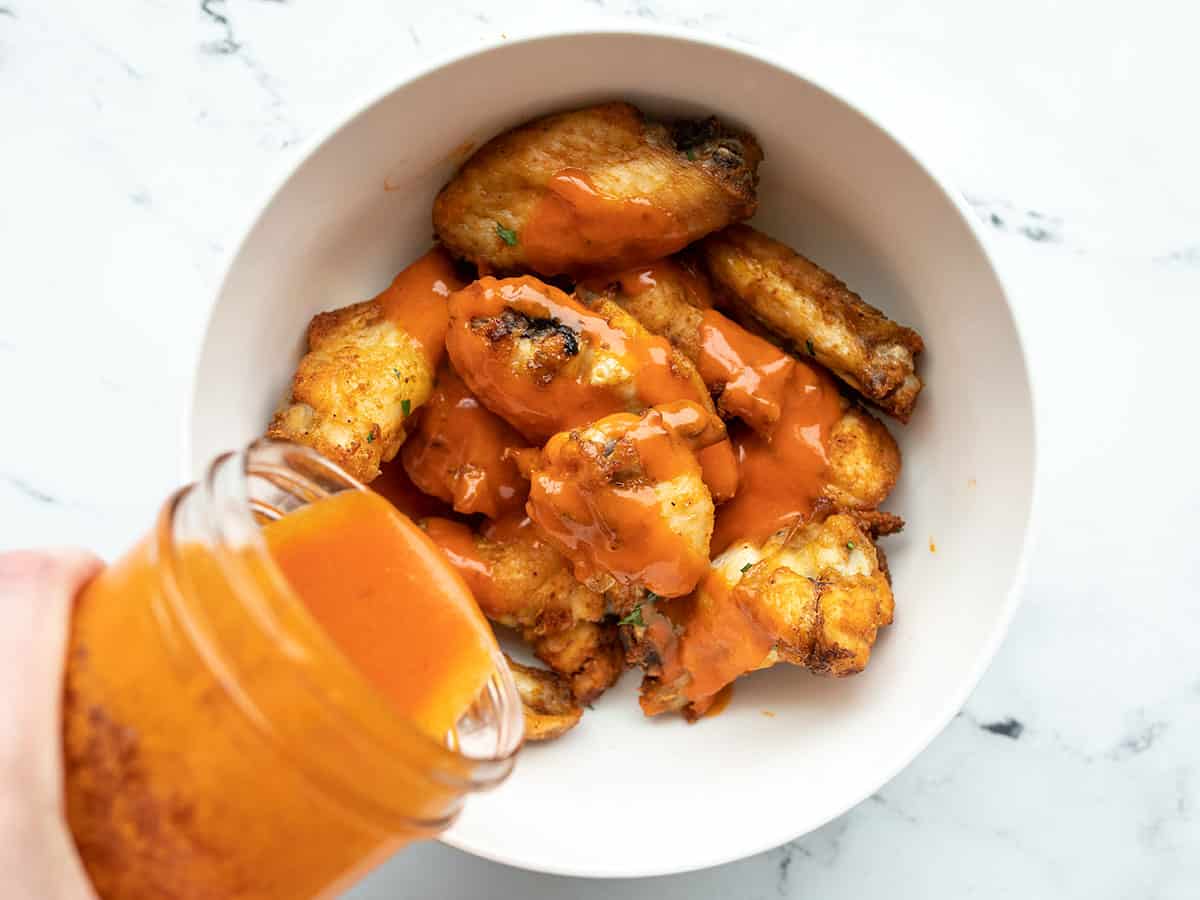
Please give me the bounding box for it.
[806,338,816,356]
[686,148,697,161]
[401,398,412,417]
[366,432,375,443]
[496,222,519,246]
[740,562,752,573]
[619,606,645,627]
[393,367,403,380]
[846,541,856,550]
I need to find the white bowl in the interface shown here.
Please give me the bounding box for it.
[188,26,1036,879]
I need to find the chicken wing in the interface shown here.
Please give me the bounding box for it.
[433,102,762,276]
[445,275,739,500]
[400,365,529,519]
[631,514,895,719]
[421,516,624,704]
[579,257,795,435]
[521,402,724,599]
[505,656,583,742]
[702,225,924,421]
[267,248,465,483]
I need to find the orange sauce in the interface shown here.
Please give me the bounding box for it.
[696,309,796,435]
[378,246,466,369]
[371,458,456,521]
[401,366,529,519]
[656,573,774,711]
[526,404,717,597]
[262,490,497,739]
[703,683,735,718]
[712,363,843,553]
[421,517,494,604]
[446,276,738,501]
[521,168,691,274]
[578,256,714,308]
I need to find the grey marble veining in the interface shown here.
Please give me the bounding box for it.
[2,1,1198,896]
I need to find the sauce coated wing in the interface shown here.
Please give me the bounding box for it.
[634,514,895,719]
[434,102,762,276]
[505,656,583,742]
[703,225,924,421]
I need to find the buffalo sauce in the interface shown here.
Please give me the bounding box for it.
[656,573,774,711]
[378,246,466,369]
[421,517,495,604]
[580,256,714,309]
[712,362,843,553]
[371,458,456,521]
[261,490,497,740]
[446,276,738,500]
[521,168,691,274]
[401,367,529,519]
[696,310,796,435]
[525,404,717,598]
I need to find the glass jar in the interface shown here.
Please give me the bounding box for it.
[62,440,523,899]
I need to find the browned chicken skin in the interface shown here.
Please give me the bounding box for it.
[702,225,924,421]
[505,656,584,741]
[434,102,762,276]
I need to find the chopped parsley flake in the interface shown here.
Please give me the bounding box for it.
[393,368,403,380]
[806,339,816,356]
[740,562,752,573]
[496,222,519,246]
[401,398,412,417]
[366,432,375,443]
[619,606,645,627]
[686,148,697,161]
[846,541,856,550]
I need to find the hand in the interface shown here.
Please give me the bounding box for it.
[0,550,100,900]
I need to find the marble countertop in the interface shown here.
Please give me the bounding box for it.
[3,1,1198,897]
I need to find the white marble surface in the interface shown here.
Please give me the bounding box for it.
[3,1,1199,896]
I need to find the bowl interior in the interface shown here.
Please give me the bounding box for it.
[190,30,1034,878]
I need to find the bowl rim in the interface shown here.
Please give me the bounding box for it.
[183,20,1040,879]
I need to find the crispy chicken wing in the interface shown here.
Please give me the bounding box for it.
[445,275,739,500]
[702,225,924,421]
[579,257,796,435]
[631,514,895,719]
[505,656,583,742]
[434,102,762,276]
[521,402,724,599]
[400,365,529,519]
[267,249,465,483]
[421,516,624,704]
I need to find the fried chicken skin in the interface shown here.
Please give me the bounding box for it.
[521,402,724,599]
[267,248,465,483]
[445,275,739,500]
[434,102,762,277]
[421,516,624,704]
[400,365,529,519]
[579,257,795,435]
[505,656,583,741]
[632,514,895,719]
[702,225,924,421]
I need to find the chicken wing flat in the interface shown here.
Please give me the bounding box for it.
[267,248,465,483]
[505,656,583,742]
[445,275,739,500]
[421,516,624,704]
[400,364,530,519]
[579,257,795,435]
[433,102,762,276]
[521,402,724,599]
[631,514,895,719]
[702,225,924,421]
